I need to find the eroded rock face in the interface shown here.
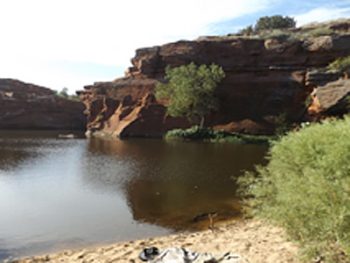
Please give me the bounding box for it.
[308,79,350,116]
[79,77,190,138]
[0,79,86,130]
[80,30,350,138]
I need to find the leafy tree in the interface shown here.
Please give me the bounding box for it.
[156,63,225,127]
[254,15,296,32]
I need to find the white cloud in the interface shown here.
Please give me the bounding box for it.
[295,6,350,26]
[0,0,273,92]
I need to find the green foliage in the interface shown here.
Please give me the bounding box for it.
[304,95,313,108]
[239,117,350,262]
[254,15,296,32]
[274,113,293,136]
[57,87,69,98]
[260,29,294,41]
[306,27,333,37]
[165,126,219,140]
[156,63,225,127]
[55,87,80,101]
[289,27,334,41]
[236,17,340,41]
[328,56,350,73]
[165,126,271,144]
[239,25,254,36]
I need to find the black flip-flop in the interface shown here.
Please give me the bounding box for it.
[139,247,160,262]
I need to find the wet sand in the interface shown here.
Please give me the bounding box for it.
[9,220,299,263]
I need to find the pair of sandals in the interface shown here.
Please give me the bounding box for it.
[139,247,247,263]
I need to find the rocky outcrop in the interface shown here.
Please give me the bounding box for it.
[0,79,86,130]
[79,78,189,138]
[308,79,350,116]
[79,21,350,138]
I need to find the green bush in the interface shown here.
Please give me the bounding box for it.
[165,126,271,144]
[260,29,295,42]
[307,27,333,37]
[328,56,350,73]
[238,25,254,36]
[165,126,218,140]
[55,87,80,101]
[255,15,296,32]
[239,117,350,262]
[293,27,334,40]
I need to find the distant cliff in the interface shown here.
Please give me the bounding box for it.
[0,79,86,130]
[79,19,350,138]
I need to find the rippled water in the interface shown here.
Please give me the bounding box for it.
[0,131,267,260]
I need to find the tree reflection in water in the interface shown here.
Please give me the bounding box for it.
[85,138,267,230]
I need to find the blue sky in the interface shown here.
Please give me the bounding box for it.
[210,0,350,34]
[211,0,350,34]
[0,0,349,93]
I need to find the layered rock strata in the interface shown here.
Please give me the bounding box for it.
[0,79,86,130]
[79,21,350,138]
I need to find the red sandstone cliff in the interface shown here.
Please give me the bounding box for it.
[0,79,86,130]
[79,20,350,138]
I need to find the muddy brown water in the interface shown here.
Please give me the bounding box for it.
[0,130,267,261]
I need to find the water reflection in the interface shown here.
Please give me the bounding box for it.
[0,130,84,171]
[85,138,267,230]
[0,132,267,260]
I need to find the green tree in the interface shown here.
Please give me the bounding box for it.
[57,87,69,98]
[254,15,296,32]
[156,63,225,127]
[239,25,254,36]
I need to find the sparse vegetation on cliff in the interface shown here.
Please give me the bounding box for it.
[305,27,334,37]
[254,15,296,32]
[165,126,271,144]
[239,117,350,262]
[328,56,350,74]
[56,87,69,98]
[237,16,349,41]
[155,63,225,128]
[55,87,80,101]
[82,18,350,138]
[238,25,254,36]
[239,15,296,36]
[259,29,295,41]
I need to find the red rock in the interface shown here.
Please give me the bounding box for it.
[0,79,86,130]
[308,79,350,116]
[79,21,350,138]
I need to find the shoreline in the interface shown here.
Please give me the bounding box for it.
[9,219,300,263]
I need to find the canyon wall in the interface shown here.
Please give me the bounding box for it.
[0,79,86,130]
[79,21,350,138]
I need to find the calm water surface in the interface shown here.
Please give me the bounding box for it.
[0,131,267,260]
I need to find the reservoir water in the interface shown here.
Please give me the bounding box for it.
[0,131,267,260]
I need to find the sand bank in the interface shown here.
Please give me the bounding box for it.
[10,220,299,263]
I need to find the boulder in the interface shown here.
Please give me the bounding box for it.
[308,79,350,115]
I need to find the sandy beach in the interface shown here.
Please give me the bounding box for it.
[10,220,300,263]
